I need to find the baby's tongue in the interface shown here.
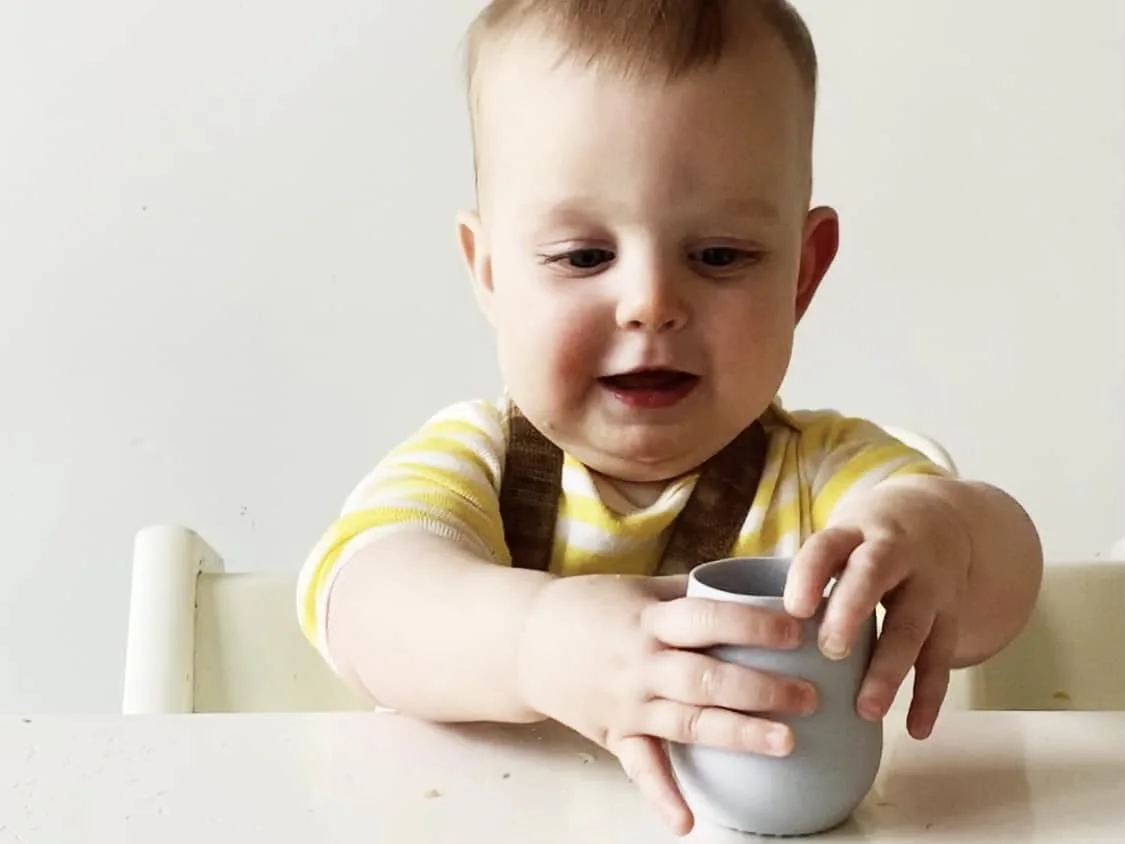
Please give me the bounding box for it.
[602,370,694,390]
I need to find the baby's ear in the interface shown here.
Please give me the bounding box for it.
[795,206,840,323]
[455,209,496,324]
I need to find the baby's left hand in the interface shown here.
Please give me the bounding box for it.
[782,484,973,739]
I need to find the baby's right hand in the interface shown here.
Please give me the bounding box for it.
[516,574,817,836]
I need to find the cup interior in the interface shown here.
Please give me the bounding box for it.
[692,556,790,598]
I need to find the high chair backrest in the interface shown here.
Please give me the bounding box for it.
[122,525,364,713]
[961,559,1125,710]
[1111,536,1125,560]
[121,532,1123,713]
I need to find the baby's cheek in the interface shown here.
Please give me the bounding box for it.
[545,308,604,381]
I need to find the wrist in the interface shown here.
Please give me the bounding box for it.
[512,572,564,720]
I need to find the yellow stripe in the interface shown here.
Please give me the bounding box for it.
[388,432,488,466]
[418,418,499,480]
[389,489,507,562]
[298,493,509,643]
[812,445,936,529]
[554,540,659,577]
[424,418,494,439]
[298,508,405,642]
[739,502,801,556]
[367,458,497,511]
[889,460,947,480]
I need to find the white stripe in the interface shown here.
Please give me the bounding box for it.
[397,424,499,468]
[827,455,919,514]
[561,462,599,497]
[339,494,496,555]
[426,399,504,438]
[554,515,660,555]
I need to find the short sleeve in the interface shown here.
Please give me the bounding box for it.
[793,411,951,531]
[295,399,511,660]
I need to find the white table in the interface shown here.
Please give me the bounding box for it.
[1,710,1122,842]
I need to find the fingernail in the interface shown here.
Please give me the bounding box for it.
[664,804,690,832]
[767,726,793,756]
[800,684,819,715]
[819,633,849,660]
[784,621,804,648]
[858,696,885,720]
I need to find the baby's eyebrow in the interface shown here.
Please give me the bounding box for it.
[528,198,618,223]
[718,196,781,222]
[516,194,783,233]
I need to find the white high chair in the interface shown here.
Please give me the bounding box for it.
[960,557,1125,710]
[121,525,364,713]
[122,522,1125,715]
[1110,536,1125,560]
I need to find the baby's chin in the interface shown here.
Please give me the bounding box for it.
[564,437,714,484]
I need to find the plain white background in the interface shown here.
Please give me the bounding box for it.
[1,1,1122,713]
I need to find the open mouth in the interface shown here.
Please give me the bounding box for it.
[598,368,699,408]
[599,369,697,390]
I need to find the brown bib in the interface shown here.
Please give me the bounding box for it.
[498,403,768,575]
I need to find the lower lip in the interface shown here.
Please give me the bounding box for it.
[600,378,699,409]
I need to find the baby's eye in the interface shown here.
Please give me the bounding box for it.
[542,247,616,272]
[565,248,615,269]
[692,246,760,268]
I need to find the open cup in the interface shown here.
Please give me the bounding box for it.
[667,556,882,837]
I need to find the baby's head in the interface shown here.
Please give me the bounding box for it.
[457,0,839,483]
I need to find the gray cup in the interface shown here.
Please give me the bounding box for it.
[667,556,882,837]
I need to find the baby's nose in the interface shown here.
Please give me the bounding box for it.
[615,273,688,332]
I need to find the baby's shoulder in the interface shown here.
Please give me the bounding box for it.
[416,397,508,439]
[763,401,950,490]
[391,397,510,482]
[764,401,890,448]
[764,401,928,471]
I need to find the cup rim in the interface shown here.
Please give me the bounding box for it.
[688,555,791,600]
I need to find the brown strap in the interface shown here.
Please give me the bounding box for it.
[657,421,767,574]
[499,402,768,574]
[498,405,565,572]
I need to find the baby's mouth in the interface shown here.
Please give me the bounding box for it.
[598,369,699,391]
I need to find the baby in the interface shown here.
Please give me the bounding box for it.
[297,0,1043,835]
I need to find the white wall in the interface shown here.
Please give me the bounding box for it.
[1,1,1121,713]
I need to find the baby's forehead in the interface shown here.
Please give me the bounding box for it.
[469,30,814,212]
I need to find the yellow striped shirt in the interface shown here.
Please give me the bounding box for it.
[296,400,947,662]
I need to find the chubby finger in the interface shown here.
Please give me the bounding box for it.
[638,699,794,757]
[647,650,817,716]
[856,595,936,720]
[612,734,693,835]
[643,597,803,650]
[784,526,864,618]
[906,613,957,739]
[817,538,908,660]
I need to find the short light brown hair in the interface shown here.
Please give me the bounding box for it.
[464,0,818,165]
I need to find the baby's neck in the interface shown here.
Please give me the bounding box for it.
[590,472,669,514]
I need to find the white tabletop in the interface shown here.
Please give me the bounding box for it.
[1,710,1122,842]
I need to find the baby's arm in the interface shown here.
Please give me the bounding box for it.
[298,400,549,721]
[781,412,1042,737]
[327,529,552,722]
